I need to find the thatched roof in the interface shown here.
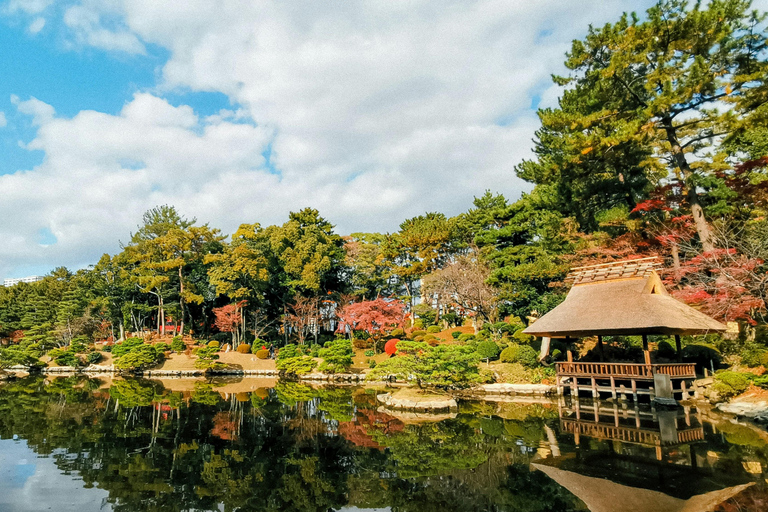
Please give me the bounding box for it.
[532,461,753,512]
[523,259,726,338]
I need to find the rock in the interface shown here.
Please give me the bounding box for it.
[717,400,768,424]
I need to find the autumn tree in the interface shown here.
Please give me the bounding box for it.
[336,298,405,353]
[285,294,321,345]
[520,0,768,250]
[213,301,248,347]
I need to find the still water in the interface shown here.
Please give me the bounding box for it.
[0,376,766,511]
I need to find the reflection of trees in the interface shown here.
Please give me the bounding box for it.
[0,376,604,510]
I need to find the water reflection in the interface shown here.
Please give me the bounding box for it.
[0,376,764,511]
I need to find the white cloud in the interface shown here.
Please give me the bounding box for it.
[4,0,52,15]
[2,0,678,277]
[0,112,6,128]
[28,16,45,33]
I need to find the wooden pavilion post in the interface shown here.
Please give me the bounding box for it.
[597,335,605,362]
[675,334,682,363]
[642,334,651,366]
[565,336,573,362]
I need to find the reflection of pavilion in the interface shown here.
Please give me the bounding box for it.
[534,396,756,512]
[558,396,704,461]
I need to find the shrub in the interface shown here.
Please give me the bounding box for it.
[424,334,437,341]
[427,338,440,346]
[364,350,375,357]
[411,330,427,337]
[49,348,79,367]
[252,342,267,354]
[656,340,676,359]
[352,338,373,349]
[194,346,225,371]
[390,328,405,338]
[237,344,252,354]
[255,349,270,359]
[171,337,185,352]
[114,345,161,371]
[276,345,317,375]
[476,340,501,363]
[413,319,425,330]
[368,360,377,368]
[740,346,768,368]
[154,342,169,352]
[86,351,103,364]
[207,341,220,349]
[112,338,145,358]
[458,334,475,342]
[414,336,425,342]
[500,344,538,367]
[318,338,354,373]
[682,343,722,369]
[451,331,461,339]
[426,325,441,334]
[712,371,751,400]
[309,344,321,357]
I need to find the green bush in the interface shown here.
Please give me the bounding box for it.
[476,340,501,362]
[112,338,145,358]
[86,351,103,364]
[252,340,267,353]
[194,346,224,370]
[414,336,425,342]
[49,348,79,367]
[656,340,676,359]
[171,337,185,352]
[411,330,427,337]
[368,360,377,369]
[364,350,375,357]
[309,343,321,357]
[255,349,269,359]
[390,328,405,338]
[207,341,220,349]
[413,319,425,329]
[752,375,768,389]
[318,338,354,373]
[740,346,768,368]
[237,344,251,354]
[276,344,317,375]
[154,342,169,352]
[114,345,161,371]
[426,325,441,334]
[500,344,539,367]
[458,333,475,342]
[451,331,461,339]
[712,371,751,400]
[682,343,721,369]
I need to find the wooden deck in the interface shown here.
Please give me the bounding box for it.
[555,362,697,401]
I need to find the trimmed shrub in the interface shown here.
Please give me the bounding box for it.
[368,360,377,368]
[154,342,169,352]
[171,337,185,352]
[255,349,270,359]
[390,328,405,338]
[352,338,373,349]
[318,338,354,373]
[476,340,501,362]
[656,340,676,359]
[712,371,751,400]
[112,338,145,358]
[458,333,475,342]
[86,351,103,364]
[237,344,252,354]
[364,350,375,357]
[411,330,427,337]
[740,346,768,368]
[500,344,538,367]
[207,341,220,349]
[413,319,425,330]
[252,341,267,354]
[414,336,425,342]
[49,348,79,367]
[451,331,461,339]
[427,338,440,346]
[424,334,437,341]
[426,325,441,334]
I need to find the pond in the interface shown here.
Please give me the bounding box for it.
[0,376,766,511]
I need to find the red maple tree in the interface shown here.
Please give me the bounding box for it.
[336,298,405,353]
[213,300,247,346]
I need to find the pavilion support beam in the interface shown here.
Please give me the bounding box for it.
[642,334,651,366]
[597,335,605,362]
[565,336,573,363]
[675,334,682,363]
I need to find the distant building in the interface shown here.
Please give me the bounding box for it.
[3,275,44,287]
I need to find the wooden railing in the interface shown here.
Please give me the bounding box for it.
[556,362,696,380]
[561,418,704,445]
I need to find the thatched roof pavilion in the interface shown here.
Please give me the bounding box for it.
[523,257,726,339]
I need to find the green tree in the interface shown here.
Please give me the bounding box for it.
[318,338,353,374]
[526,0,768,250]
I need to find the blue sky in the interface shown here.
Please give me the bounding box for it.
[3,0,760,280]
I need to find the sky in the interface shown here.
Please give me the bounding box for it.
[2,0,766,280]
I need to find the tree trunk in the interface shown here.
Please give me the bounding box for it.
[661,117,715,252]
[160,296,165,336]
[178,266,185,336]
[119,321,125,342]
[671,241,681,272]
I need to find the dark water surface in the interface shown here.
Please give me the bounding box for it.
[0,376,766,511]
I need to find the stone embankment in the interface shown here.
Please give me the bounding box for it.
[477,383,556,396]
[717,399,768,425]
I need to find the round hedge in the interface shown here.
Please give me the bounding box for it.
[237,344,251,354]
[255,349,270,359]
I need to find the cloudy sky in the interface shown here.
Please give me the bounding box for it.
[3,0,764,280]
